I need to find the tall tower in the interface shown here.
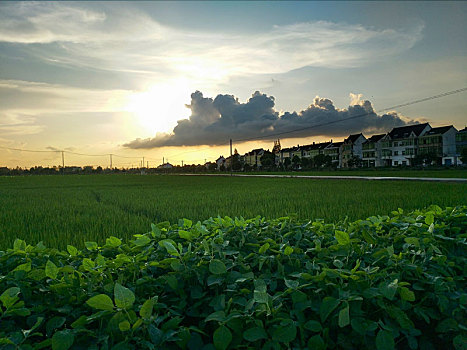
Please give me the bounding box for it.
[272,139,281,154]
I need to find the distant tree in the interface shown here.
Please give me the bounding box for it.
[348,156,362,168]
[243,163,252,172]
[461,147,467,164]
[292,155,301,169]
[284,157,291,170]
[260,152,275,170]
[207,162,217,171]
[313,154,332,168]
[220,164,226,171]
[232,149,242,171]
[300,157,311,170]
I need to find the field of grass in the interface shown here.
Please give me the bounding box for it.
[249,168,467,178]
[0,174,466,249]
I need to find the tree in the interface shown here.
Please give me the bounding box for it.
[232,149,242,171]
[313,154,332,168]
[284,157,291,170]
[292,155,301,169]
[260,152,275,170]
[300,157,311,170]
[347,156,362,168]
[461,147,467,164]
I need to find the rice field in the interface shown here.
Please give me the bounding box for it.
[0,174,465,249]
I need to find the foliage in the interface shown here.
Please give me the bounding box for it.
[0,206,466,349]
[0,175,466,249]
[259,152,275,170]
[347,156,363,168]
[313,154,333,168]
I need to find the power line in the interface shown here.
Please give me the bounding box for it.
[234,87,467,143]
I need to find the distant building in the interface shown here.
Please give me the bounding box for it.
[388,123,431,166]
[157,163,173,169]
[362,134,386,167]
[455,127,467,165]
[342,133,366,167]
[215,156,225,170]
[419,125,457,165]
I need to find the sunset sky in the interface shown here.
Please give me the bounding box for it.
[0,1,466,168]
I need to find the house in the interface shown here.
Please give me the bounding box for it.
[244,148,265,169]
[277,147,295,165]
[215,156,226,170]
[157,163,173,169]
[418,125,458,165]
[388,123,431,166]
[456,127,467,165]
[302,142,331,159]
[342,133,367,167]
[323,141,343,167]
[362,134,387,167]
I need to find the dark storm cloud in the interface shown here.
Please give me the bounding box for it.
[123,91,414,148]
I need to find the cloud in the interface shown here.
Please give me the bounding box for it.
[0,2,424,81]
[124,91,415,148]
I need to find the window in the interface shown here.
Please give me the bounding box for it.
[394,161,399,165]
[402,161,407,166]
[394,151,399,156]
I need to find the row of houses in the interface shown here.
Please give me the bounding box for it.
[217,123,467,169]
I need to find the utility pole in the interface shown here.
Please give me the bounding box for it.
[61,151,65,174]
[142,157,145,168]
[147,161,149,168]
[230,138,233,176]
[109,154,113,169]
[181,160,183,167]
[163,157,165,164]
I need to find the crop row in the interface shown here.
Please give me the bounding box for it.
[0,205,466,349]
[0,175,466,249]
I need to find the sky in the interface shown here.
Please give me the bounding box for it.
[0,1,466,168]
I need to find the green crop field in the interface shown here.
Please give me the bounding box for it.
[0,175,465,249]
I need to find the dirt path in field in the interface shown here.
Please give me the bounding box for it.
[176,173,467,182]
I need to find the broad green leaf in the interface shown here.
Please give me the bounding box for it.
[139,298,155,320]
[404,237,420,247]
[376,330,395,350]
[307,335,326,350]
[213,325,232,350]
[259,242,270,254]
[243,327,267,342]
[179,230,192,241]
[435,318,458,333]
[205,310,226,322]
[381,279,398,300]
[66,245,78,256]
[85,241,98,251]
[13,262,31,272]
[338,305,350,327]
[209,259,227,275]
[119,320,131,332]
[106,236,122,247]
[13,239,26,251]
[272,322,297,343]
[453,335,467,350]
[86,294,114,311]
[45,260,59,279]
[320,297,340,322]
[284,246,294,256]
[160,240,180,256]
[425,212,434,225]
[335,230,350,245]
[51,330,74,350]
[399,287,415,302]
[46,316,66,337]
[304,320,322,332]
[133,235,151,247]
[0,287,20,308]
[114,283,135,309]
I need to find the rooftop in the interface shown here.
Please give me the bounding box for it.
[388,123,430,139]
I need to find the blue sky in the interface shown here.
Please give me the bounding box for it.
[0,1,465,167]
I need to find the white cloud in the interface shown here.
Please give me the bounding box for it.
[0,2,424,82]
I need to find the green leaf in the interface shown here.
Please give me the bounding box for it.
[114,283,135,309]
[86,294,114,311]
[425,212,434,225]
[119,320,131,332]
[52,330,74,350]
[335,230,350,245]
[179,230,192,241]
[436,318,458,333]
[399,287,415,302]
[45,260,59,279]
[85,241,98,251]
[338,305,350,327]
[0,287,20,308]
[320,297,340,322]
[381,279,398,300]
[259,242,270,254]
[272,322,297,343]
[213,325,232,350]
[404,237,420,247]
[139,298,155,320]
[66,245,78,256]
[13,262,31,272]
[307,335,325,350]
[205,310,226,322]
[133,235,151,247]
[376,330,395,350]
[453,335,467,350]
[106,236,122,247]
[284,246,294,256]
[304,320,322,333]
[160,240,180,256]
[46,316,66,337]
[13,239,26,251]
[243,327,267,342]
[209,259,227,275]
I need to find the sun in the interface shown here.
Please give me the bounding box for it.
[125,79,192,135]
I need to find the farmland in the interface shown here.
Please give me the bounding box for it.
[0,174,466,249]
